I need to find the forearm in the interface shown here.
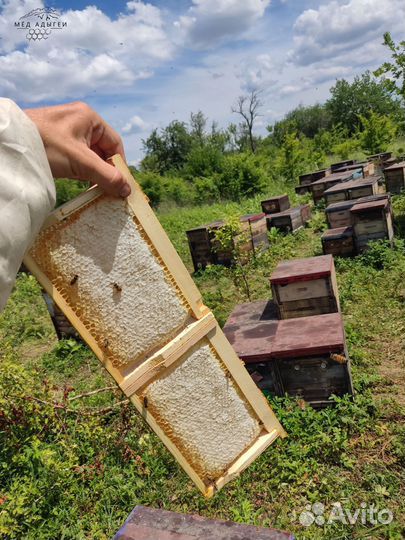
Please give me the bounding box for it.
[0,98,55,311]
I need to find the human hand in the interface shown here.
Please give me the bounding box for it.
[24,101,131,198]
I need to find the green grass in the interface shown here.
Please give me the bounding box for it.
[0,193,404,540]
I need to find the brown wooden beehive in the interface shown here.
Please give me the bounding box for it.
[325,200,357,228]
[330,159,356,172]
[299,203,312,224]
[384,160,405,194]
[261,195,290,214]
[323,175,380,205]
[351,198,394,253]
[266,207,303,233]
[310,170,360,204]
[24,154,285,497]
[295,184,311,195]
[270,255,340,319]
[186,220,224,272]
[271,313,353,408]
[114,505,294,540]
[321,227,355,257]
[334,161,375,177]
[41,291,80,340]
[299,168,330,186]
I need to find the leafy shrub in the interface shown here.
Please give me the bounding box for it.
[214,153,266,200]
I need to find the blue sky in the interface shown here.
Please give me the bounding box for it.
[0,0,403,163]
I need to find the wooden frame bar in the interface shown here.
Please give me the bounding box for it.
[24,154,286,497]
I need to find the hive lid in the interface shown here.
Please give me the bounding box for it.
[270,255,334,283]
[325,200,357,213]
[186,219,224,233]
[310,170,354,185]
[240,213,266,223]
[384,160,405,170]
[223,301,279,362]
[321,227,353,240]
[267,207,301,219]
[351,199,388,213]
[262,194,288,202]
[324,176,378,194]
[272,313,345,357]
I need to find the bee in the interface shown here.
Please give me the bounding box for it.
[143,396,148,409]
[70,274,78,285]
[113,283,122,292]
[103,338,109,348]
[330,353,347,364]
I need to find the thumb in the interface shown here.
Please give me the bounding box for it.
[75,146,131,198]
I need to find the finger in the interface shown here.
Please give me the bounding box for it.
[91,117,126,162]
[74,145,131,198]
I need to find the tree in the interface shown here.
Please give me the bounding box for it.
[142,121,192,174]
[326,72,401,134]
[231,89,263,153]
[275,132,307,183]
[269,104,332,144]
[358,111,396,154]
[190,111,207,145]
[374,32,405,103]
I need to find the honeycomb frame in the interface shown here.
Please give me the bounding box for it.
[24,154,286,496]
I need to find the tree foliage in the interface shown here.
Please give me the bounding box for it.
[326,71,402,134]
[374,32,405,102]
[358,111,397,154]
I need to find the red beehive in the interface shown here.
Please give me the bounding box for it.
[270,255,340,319]
[271,313,353,407]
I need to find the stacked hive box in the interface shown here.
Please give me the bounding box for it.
[186,214,268,272]
[323,174,380,205]
[24,154,285,497]
[384,161,405,194]
[322,193,393,256]
[295,168,330,195]
[350,198,394,253]
[263,197,311,234]
[330,159,356,172]
[310,169,362,204]
[224,255,353,408]
[270,255,340,319]
[334,161,375,177]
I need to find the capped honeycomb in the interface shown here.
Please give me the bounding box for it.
[142,341,261,479]
[29,196,190,367]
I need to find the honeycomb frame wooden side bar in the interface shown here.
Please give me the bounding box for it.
[24,154,286,497]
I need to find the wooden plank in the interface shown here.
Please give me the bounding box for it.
[120,313,216,395]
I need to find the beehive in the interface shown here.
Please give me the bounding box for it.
[325,200,357,228]
[323,175,380,205]
[271,313,353,408]
[299,203,312,224]
[310,170,361,204]
[223,300,280,396]
[114,505,294,540]
[330,159,356,172]
[321,227,355,257]
[299,168,330,186]
[42,291,79,340]
[25,154,285,497]
[295,184,311,195]
[266,207,303,233]
[241,213,269,254]
[261,195,290,214]
[186,220,224,271]
[270,255,340,319]
[384,160,405,194]
[334,161,375,177]
[351,198,394,253]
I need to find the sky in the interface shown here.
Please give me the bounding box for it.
[0,0,403,164]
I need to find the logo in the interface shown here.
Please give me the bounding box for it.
[14,7,68,42]
[291,501,394,527]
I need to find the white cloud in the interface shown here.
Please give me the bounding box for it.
[122,114,150,134]
[174,0,271,49]
[238,53,277,91]
[0,1,173,102]
[290,0,403,66]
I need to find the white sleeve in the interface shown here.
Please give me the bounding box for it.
[0,98,56,311]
